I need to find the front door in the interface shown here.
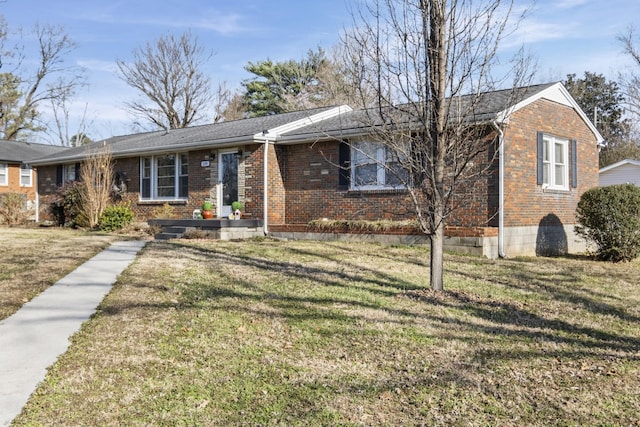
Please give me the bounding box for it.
[218,150,238,218]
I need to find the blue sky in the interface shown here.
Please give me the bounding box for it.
[2,0,639,143]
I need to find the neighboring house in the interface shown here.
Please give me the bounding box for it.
[30,82,602,258]
[0,139,67,218]
[599,159,640,186]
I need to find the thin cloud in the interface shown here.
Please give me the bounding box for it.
[503,19,577,48]
[76,59,119,74]
[554,0,588,9]
[77,10,249,35]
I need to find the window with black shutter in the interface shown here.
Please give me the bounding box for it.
[536,132,574,191]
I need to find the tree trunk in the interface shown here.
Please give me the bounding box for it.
[430,208,445,291]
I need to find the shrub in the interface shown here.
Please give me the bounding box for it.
[49,181,87,227]
[98,202,134,232]
[575,184,640,262]
[0,193,28,225]
[151,203,176,219]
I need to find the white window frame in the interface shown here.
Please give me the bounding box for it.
[20,164,33,187]
[140,153,188,201]
[542,135,569,191]
[0,163,7,186]
[350,140,407,191]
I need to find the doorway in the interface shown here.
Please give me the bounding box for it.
[218,150,238,218]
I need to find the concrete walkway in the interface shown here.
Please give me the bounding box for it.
[0,239,147,426]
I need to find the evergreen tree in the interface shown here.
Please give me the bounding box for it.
[564,72,636,167]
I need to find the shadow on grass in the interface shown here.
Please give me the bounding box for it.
[449,255,640,324]
[107,240,640,365]
[406,289,640,356]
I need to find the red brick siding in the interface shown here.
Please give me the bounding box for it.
[280,139,498,228]
[118,150,217,219]
[502,99,599,227]
[1,163,37,201]
[282,141,412,224]
[36,149,220,221]
[243,144,264,221]
[36,165,60,220]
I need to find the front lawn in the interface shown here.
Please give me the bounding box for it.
[13,238,640,426]
[0,226,117,321]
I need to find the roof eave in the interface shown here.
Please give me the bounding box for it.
[599,158,640,173]
[29,135,258,166]
[496,82,605,145]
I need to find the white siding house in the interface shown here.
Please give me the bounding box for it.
[599,159,640,186]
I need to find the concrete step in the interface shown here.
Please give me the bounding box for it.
[155,232,183,240]
[163,226,187,234]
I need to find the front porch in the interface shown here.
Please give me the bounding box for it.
[148,219,264,240]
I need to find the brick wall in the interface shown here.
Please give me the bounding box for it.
[243,144,263,221]
[36,149,220,221]
[278,139,498,227]
[117,150,217,219]
[282,141,408,224]
[1,163,37,201]
[36,164,60,220]
[502,99,599,227]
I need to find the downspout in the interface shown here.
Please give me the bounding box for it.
[492,121,506,258]
[262,130,270,235]
[34,166,39,223]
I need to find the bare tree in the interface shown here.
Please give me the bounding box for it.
[0,23,84,141]
[220,92,248,122]
[343,0,533,290]
[79,145,113,229]
[48,92,93,146]
[212,82,247,123]
[116,30,214,130]
[618,26,640,120]
[292,45,375,109]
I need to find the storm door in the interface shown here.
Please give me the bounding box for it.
[218,150,238,218]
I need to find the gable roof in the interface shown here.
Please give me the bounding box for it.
[497,82,604,145]
[0,139,67,163]
[30,106,346,165]
[599,158,640,174]
[29,82,603,165]
[276,82,604,144]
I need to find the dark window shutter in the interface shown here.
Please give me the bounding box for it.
[536,132,544,185]
[570,139,577,188]
[75,163,81,181]
[141,179,150,199]
[338,141,351,187]
[56,165,63,186]
[179,176,188,198]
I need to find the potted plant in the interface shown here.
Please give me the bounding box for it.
[231,201,243,220]
[201,201,214,219]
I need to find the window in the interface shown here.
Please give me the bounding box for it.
[20,165,32,187]
[537,133,575,191]
[140,153,188,200]
[0,163,7,186]
[351,141,408,190]
[56,164,79,185]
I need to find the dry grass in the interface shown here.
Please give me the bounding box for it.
[0,226,118,320]
[10,237,640,426]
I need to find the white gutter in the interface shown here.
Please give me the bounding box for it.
[35,172,39,223]
[262,130,270,235]
[492,121,506,258]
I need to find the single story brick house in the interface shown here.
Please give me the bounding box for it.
[599,159,640,186]
[30,82,602,257]
[0,139,67,220]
